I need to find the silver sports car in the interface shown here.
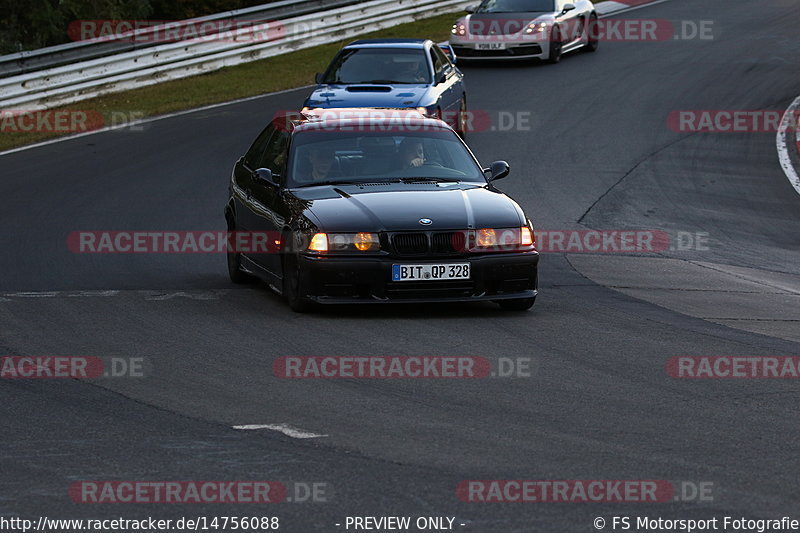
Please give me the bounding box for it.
[449,0,598,62]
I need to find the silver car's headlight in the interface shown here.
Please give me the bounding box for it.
[525,22,548,34]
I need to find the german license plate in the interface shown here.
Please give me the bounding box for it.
[476,42,506,50]
[391,263,470,281]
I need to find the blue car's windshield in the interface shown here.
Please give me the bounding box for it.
[321,48,431,85]
[477,0,555,13]
[288,129,486,187]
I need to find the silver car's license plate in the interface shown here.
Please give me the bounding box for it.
[391,263,470,281]
[476,42,507,50]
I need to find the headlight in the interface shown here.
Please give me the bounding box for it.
[525,22,547,34]
[308,233,328,252]
[306,232,380,253]
[353,232,379,251]
[452,23,466,36]
[469,227,536,252]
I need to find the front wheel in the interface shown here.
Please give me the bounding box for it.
[227,221,257,284]
[585,14,599,52]
[546,26,563,64]
[497,297,536,311]
[283,252,313,313]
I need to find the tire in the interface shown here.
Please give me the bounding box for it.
[546,25,563,64]
[455,98,468,140]
[497,297,536,311]
[283,251,313,313]
[585,13,599,52]
[226,219,257,284]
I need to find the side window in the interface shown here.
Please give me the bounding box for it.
[433,46,453,71]
[429,48,444,79]
[244,125,275,168]
[261,128,290,174]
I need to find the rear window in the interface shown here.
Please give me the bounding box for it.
[476,0,556,13]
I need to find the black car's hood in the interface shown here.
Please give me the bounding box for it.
[291,184,526,232]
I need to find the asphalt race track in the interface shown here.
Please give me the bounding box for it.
[1,0,799,531]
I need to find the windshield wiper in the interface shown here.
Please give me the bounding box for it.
[296,180,364,187]
[400,177,462,183]
[361,79,414,84]
[297,179,402,188]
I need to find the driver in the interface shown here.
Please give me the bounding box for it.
[308,145,338,181]
[400,58,428,83]
[399,138,425,168]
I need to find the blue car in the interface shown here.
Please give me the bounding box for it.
[303,39,468,137]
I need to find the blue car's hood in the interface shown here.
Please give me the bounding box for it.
[304,84,430,109]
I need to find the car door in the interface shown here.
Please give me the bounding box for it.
[247,122,290,275]
[233,124,272,235]
[555,0,584,44]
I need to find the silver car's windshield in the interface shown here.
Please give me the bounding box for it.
[477,0,556,13]
[288,130,486,187]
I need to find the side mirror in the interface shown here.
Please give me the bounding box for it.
[254,168,279,186]
[561,3,576,13]
[465,5,477,13]
[435,71,448,84]
[486,161,510,182]
[314,72,323,84]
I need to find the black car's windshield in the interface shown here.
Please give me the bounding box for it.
[288,130,486,188]
[476,0,555,13]
[321,48,431,85]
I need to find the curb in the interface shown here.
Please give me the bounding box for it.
[777,96,800,196]
[596,0,667,16]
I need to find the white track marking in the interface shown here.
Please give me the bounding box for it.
[232,424,328,439]
[777,95,800,196]
[596,1,629,15]
[0,289,228,300]
[4,291,60,298]
[2,290,117,299]
[67,290,120,297]
[0,85,312,157]
[144,291,221,301]
[598,0,673,17]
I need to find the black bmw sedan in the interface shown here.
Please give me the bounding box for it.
[224,109,539,312]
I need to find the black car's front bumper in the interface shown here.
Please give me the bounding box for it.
[298,251,539,304]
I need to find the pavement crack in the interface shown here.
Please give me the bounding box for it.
[688,261,800,295]
[607,286,790,294]
[577,135,691,224]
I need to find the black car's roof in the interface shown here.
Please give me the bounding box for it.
[345,38,430,49]
[282,108,452,134]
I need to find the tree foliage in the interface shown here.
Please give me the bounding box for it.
[0,0,274,54]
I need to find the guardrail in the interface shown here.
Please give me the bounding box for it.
[0,0,363,78]
[0,0,470,111]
